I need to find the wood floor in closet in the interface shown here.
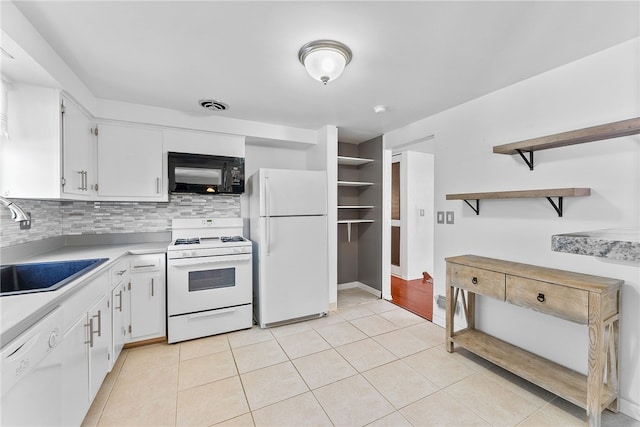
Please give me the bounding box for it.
[390,275,433,321]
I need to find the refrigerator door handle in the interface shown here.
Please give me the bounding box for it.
[265,175,271,256]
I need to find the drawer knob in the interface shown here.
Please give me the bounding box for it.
[471,277,478,285]
[537,293,545,303]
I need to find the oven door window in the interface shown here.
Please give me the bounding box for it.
[189,268,235,291]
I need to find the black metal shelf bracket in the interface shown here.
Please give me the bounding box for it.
[464,199,480,215]
[546,196,564,217]
[516,149,534,171]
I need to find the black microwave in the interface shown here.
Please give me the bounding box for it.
[168,152,245,194]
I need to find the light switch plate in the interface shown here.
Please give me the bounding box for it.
[437,211,445,224]
[446,211,454,224]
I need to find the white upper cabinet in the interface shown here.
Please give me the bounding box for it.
[0,86,98,200]
[1,85,63,199]
[96,123,166,201]
[61,96,97,198]
[0,83,170,201]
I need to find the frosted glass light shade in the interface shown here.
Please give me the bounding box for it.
[298,40,352,85]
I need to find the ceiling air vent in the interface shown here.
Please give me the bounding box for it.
[199,99,229,112]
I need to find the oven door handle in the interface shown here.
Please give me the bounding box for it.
[168,254,251,268]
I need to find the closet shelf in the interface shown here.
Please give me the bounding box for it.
[492,117,640,170]
[338,181,374,187]
[337,219,375,224]
[337,156,374,166]
[446,188,591,217]
[338,205,374,209]
[338,219,374,242]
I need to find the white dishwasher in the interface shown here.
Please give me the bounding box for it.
[1,307,63,426]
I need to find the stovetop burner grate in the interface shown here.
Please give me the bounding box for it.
[221,236,245,242]
[174,238,200,245]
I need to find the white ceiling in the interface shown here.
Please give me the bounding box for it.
[7,1,640,144]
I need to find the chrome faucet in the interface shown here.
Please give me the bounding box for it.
[0,196,30,222]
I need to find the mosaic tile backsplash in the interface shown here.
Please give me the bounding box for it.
[0,194,241,248]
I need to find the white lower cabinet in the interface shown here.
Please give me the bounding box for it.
[129,254,166,341]
[61,273,111,426]
[110,258,131,365]
[61,313,91,426]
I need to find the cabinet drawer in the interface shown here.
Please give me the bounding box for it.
[506,276,588,324]
[448,263,505,300]
[130,254,163,273]
[111,259,129,285]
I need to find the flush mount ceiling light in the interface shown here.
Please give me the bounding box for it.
[298,40,352,85]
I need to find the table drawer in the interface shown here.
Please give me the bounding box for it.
[506,276,588,324]
[449,263,505,300]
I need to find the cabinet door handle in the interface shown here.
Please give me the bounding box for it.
[156,177,160,194]
[471,277,478,285]
[84,320,94,348]
[77,171,84,190]
[115,290,123,312]
[93,310,102,337]
[116,269,128,276]
[151,278,154,297]
[83,171,88,191]
[537,293,545,303]
[133,264,155,269]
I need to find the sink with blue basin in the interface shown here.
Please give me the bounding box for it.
[0,258,108,296]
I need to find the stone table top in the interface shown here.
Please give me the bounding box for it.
[552,228,640,262]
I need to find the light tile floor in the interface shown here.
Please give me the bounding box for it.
[83,288,639,427]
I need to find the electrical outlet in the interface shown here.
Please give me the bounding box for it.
[19,212,31,230]
[436,211,445,224]
[446,211,454,224]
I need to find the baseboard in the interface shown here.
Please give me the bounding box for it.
[620,398,640,421]
[338,281,382,298]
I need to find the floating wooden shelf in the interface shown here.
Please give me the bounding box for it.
[337,156,374,166]
[446,188,591,217]
[493,117,640,170]
[338,180,374,187]
[338,205,374,209]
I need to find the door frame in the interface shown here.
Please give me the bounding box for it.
[381,135,435,302]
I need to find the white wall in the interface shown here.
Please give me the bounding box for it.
[386,38,640,418]
[307,126,339,309]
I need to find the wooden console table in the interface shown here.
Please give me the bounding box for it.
[445,255,622,427]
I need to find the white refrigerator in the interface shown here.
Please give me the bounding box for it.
[249,168,329,328]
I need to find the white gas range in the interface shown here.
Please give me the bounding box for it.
[166,218,253,344]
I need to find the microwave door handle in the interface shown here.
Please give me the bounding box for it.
[222,162,228,190]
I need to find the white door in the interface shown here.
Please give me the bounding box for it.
[391,156,401,277]
[257,169,327,216]
[257,215,328,327]
[88,294,111,401]
[61,314,90,427]
[62,97,96,197]
[111,281,129,363]
[130,272,163,339]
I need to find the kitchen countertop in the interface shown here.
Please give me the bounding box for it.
[551,228,640,262]
[0,237,170,347]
